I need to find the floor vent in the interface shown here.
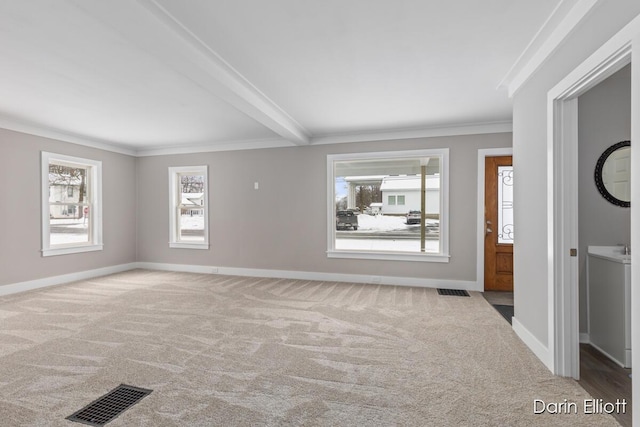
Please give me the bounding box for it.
[67,384,152,426]
[437,288,470,297]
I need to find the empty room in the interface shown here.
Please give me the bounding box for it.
[1,1,639,426]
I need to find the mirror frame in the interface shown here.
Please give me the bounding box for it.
[594,140,630,208]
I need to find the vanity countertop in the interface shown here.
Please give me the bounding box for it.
[587,246,631,264]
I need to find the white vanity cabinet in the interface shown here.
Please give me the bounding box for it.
[587,246,631,368]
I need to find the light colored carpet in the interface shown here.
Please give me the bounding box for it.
[0,269,620,426]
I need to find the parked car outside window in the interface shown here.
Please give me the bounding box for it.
[336,210,359,230]
[405,210,421,225]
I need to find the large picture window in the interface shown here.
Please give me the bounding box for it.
[327,149,449,262]
[168,166,209,249]
[41,152,103,257]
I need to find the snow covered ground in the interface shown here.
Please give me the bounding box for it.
[180,215,205,241]
[336,214,440,252]
[357,214,406,231]
[355,214,438,231]
[50,233,88,245]
[51,218,88,226]
[180,215,204,230]
[49,218,89,245]
[49,213,438,249]
[336,238,439,252]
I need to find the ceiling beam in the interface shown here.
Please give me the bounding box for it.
[72,0,310,145]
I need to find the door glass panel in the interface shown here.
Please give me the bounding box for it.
[497,166,514,244]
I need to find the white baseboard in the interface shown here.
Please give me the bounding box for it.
[0,261,480,298]
[512,316,553,372]
[579,333,590,344]
[136,262,481,291]
[0,263,138,297]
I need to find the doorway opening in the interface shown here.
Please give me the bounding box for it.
[573,63,632,427]
[548,45,631,380]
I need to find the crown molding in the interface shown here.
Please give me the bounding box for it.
[0,118,513,158]
[0,116,137,156]
[499,0,601,97]
[137,121,513,155]
[309,121,512,146]
[135,137,295,157]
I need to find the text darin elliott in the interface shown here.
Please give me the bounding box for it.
[534,399,627,414]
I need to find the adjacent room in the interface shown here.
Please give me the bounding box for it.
[0,1,639,426]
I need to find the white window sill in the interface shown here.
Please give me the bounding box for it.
[42,244,103,257]
[169,242,209,250]
[327,250,450,263]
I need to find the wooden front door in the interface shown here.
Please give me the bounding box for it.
[484,156,514,291]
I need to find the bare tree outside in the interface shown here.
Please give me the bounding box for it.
[181,174,204,193]
[49,164,86,219]
[355,184,381,211]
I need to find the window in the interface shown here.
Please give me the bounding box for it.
[41,152,102,256]
[497,166,514,244]
[328,149,449,262]
[168,166,209,249]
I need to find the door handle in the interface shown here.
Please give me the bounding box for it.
[485,220,493,236]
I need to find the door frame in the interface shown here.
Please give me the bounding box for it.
[547,16,640,381]
[477,148,513,291]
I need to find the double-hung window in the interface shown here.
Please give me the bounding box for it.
[168,166,209,249]
[328,148,449,262]
[41,152,103,256]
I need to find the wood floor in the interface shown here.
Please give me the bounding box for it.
[579,344,632,427]
[483,291,632,426]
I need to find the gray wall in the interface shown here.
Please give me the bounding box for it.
[137,133,511,281]
[0,129,137,286]
[512,1,640,345]
[578,65,631,335]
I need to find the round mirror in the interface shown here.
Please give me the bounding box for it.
[594,140,630,207]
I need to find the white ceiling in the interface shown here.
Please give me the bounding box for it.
[0,0,568,155]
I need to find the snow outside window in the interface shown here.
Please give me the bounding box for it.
[41,152,103,257]
[328,148,449,262]
[168,166,209,249]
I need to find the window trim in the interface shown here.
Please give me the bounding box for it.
[168,166,209,250]
[41,152,103,257]
[327,149,450,263]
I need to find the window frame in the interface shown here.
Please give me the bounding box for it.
[327,148,450,262]
[41,152,103,257]
[168,165,209,250]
